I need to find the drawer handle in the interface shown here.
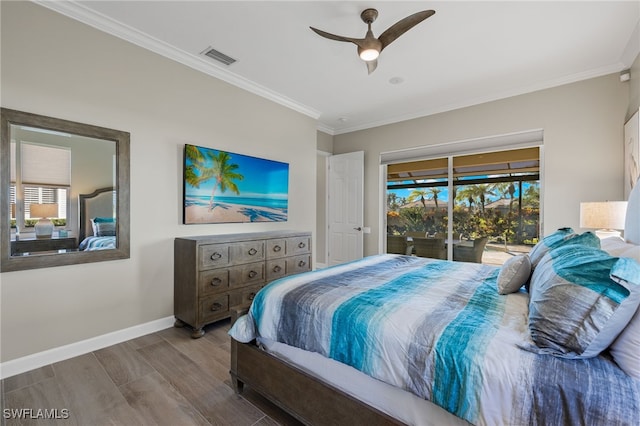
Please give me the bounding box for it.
[210,252,222,261]
[298,242,306,249]
[273,265,282,273]
[210,302,223,311]
[248,292,256,301]
[210,277,222,286]
[298,260,306,267]
[248,248,258,256]
[273,245,282,252]
[248,270,258,278]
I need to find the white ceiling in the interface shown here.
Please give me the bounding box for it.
[41,1,639,135]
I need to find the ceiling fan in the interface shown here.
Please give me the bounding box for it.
[310,8,436,74]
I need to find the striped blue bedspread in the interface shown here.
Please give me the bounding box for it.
[232,254,640,425]
[78,236,116,251]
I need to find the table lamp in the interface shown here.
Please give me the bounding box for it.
[580,201,627,239]
[30,203,58,238]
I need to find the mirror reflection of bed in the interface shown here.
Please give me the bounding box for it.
[78,187,117,251]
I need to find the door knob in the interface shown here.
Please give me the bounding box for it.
[354,227,362,231]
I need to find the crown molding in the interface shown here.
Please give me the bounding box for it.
[620,19,640,68]
[33,1,321,121]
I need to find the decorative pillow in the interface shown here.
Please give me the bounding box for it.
[91,217,115,235]
[528,228,600,269]
[528,227,573,267]
[528,245,640,359]
[94,221,116,237]
[601,236,640,262]
[609,257,640,378]
[92,217,115,223]
[610,305,640,379]
[497,254,531,294]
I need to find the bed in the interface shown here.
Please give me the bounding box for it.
[78,187,117,251]
[229,182,640,426]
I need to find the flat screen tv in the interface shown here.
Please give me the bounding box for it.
[183,144,289,224]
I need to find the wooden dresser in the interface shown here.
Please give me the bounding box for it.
[174,230,312,338]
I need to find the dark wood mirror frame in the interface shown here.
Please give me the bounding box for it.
[1,108,130,272]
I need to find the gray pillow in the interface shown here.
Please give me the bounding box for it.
[94,221,116,237]
[528,245,640,359]
[497,254,531,294]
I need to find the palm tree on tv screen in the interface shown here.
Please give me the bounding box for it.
[204,151,244,210]
[185,147,244,210]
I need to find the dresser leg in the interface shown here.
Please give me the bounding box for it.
[191,328,205,339]
[173,318,186,328]
[230,372,244,393]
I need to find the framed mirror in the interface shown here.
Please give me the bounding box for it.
[1,108,130,272]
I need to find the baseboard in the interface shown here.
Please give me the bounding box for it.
[315,262,327,269]
[0,316,175,380]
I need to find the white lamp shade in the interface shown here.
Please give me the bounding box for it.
[30,203,58,219]
[580,201,628,230]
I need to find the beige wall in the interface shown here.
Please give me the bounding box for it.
[0,2,317,362]
[333,74,630,257]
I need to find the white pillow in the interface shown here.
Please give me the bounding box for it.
[497,254,531,294]
[610,306,640,379]
[601,236,640,262]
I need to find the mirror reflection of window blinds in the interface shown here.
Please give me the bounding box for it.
[21,142,71,185]
[19,142,71,219]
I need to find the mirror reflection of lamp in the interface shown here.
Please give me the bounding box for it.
[580,201,628,239]
[30,203,58,239]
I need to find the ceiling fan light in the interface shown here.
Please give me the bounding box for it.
[359,48,379,61]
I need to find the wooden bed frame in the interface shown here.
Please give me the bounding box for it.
[229,308,402,426]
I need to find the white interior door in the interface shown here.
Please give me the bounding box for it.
[328,151,364,266]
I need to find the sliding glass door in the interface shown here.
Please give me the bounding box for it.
[386,147,540,265]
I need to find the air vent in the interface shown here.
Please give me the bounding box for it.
[201,46,236,66]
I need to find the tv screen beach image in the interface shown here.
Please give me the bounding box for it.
[183,144,289,224]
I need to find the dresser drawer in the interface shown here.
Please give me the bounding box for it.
[287,236,311,256]
[198,269,229,296]
[266,259,287,281]
[199,244,230,269]
[230,284,262,308]
[230,241,265,264]
[199,294,229,324]
[287,254,311,275]
[266,238,287,259]
[229,261,265,288]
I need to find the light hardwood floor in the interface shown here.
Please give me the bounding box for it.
[1,320,302,426]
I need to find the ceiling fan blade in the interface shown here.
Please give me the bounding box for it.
[366,59,378,75]
[309,27,363,46]
[378,10,435,50]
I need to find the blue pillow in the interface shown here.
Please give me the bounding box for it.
[92,217,115,223]
[528,244,640,359]
[528,228,599,269]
